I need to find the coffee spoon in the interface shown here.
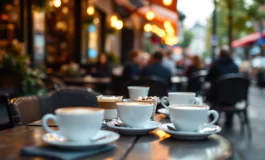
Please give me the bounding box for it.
[112,119,131,128]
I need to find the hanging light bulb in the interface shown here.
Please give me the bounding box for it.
[146,10,155,21]
[163,0,172,6]
[164,21,171,28]
[144,23,152,32]
[158,30,166,37]
[54,0,61,8]
[87,5,95,16]
[110,15,118,27]
[62,7,69,14]
[115,20,123,30]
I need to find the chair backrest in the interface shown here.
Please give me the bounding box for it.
[123,76,168,98]
[111,75,125,95]
[211,74,250,105]
[187,70,207,94]
[0,94,13,130]
[11,96,41,125]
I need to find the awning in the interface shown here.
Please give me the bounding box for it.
[137,3,178,30]
[231,31,265,48]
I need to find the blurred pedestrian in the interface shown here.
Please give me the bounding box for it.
[142,51,172,86]
[90,53,113,77]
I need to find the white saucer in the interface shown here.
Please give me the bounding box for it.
[42,130,120,149]
[160,123,221,140]
[107,121,160,135]
[157,108,169,117]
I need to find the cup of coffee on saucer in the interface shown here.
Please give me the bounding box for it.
[42,107,104,141]
[161,92,201,109]
[134,96,158,120]
[169,104,219,132]
[128,86,150,99]
[116,102,153,128]
[97,95,123,120]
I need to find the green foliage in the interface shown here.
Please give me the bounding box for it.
[181,30,194,49]
[106,52,120,66]
[0,52,46,96]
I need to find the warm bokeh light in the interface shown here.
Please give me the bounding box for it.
[115,20,123,30]
[54,0,61,8]
[164,21,171,28]
[110,15,118,27]
[158,30,166,37]
[165,37,178,46]
[62,0,68,3]
[144,23,152,32]
[86,5,95,16]
[146,10,155,21]
[62,7,69,14]
[163,0,172,6]
[151,25,158,33]
[94,18,99,24]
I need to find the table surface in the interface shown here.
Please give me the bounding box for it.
[0,114,232,160]
[63,76,111,84]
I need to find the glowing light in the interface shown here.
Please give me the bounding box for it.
[110,15,118,27]
[144,23,152,32]
[164,21,171,28]
[158,30,166,37]
[54,0,61,8]
[115,20,123,30]
[163,0,172,6]
[62,7,69,14]
[86,5,95,16]
[146,10,155,21]
[94,18,99,24]
[63,0,68,3]
[151,25,158,33]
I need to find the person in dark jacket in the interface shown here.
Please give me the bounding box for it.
[122,50,142,81]
[206,46,239,128]
[90,53,112,77]
[142,51,172,86]
[185,55,205,77]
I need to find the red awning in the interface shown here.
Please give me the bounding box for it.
[232,31,265,48]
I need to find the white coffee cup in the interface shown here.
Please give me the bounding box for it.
[169,105,219,131]
[161,92,201,109]
[42,107,104,141]
[128,86,150,99]
[116,102,153,128]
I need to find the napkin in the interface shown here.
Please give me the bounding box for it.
[20,145,116,160]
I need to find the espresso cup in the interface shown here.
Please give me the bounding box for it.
[97,95,123,120]
[42,107,104,141]
[169,105,219,131]
[128,86,150,99]
[116,102,153,128]
[161,92,201,109]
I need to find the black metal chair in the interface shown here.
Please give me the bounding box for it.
[187,70,207,96]
[0,94,14,130]
[207,74,251,138]
[123,76,168,98]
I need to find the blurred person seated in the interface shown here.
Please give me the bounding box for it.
[162,51,177,75]
[184,55,205,77]
[90,53,113,77]
[122,50,142,81]
[206,46,239,128]
[139,52,151,68]
[142,51,172,86]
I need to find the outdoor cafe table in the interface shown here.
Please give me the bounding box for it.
[0,114,232,160]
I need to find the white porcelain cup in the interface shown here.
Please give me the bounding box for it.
[116,102,153,128]
[169,105,219,131]
[42,107,104,141]
[161,92,201,109]
[128,86,150,99]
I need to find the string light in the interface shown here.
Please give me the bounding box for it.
[146,10,155,21]
[164,21,171,28]
[144,23,152,32]
[115,20,123,30]
[54,0,61,8]
[62,7,69,14]
[86,5,95,16]
[163,0,172,6]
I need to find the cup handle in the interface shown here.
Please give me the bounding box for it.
[42,114,58,133]
[161,96,169,109]
[207,110,219,125]
[190,97,202,105]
